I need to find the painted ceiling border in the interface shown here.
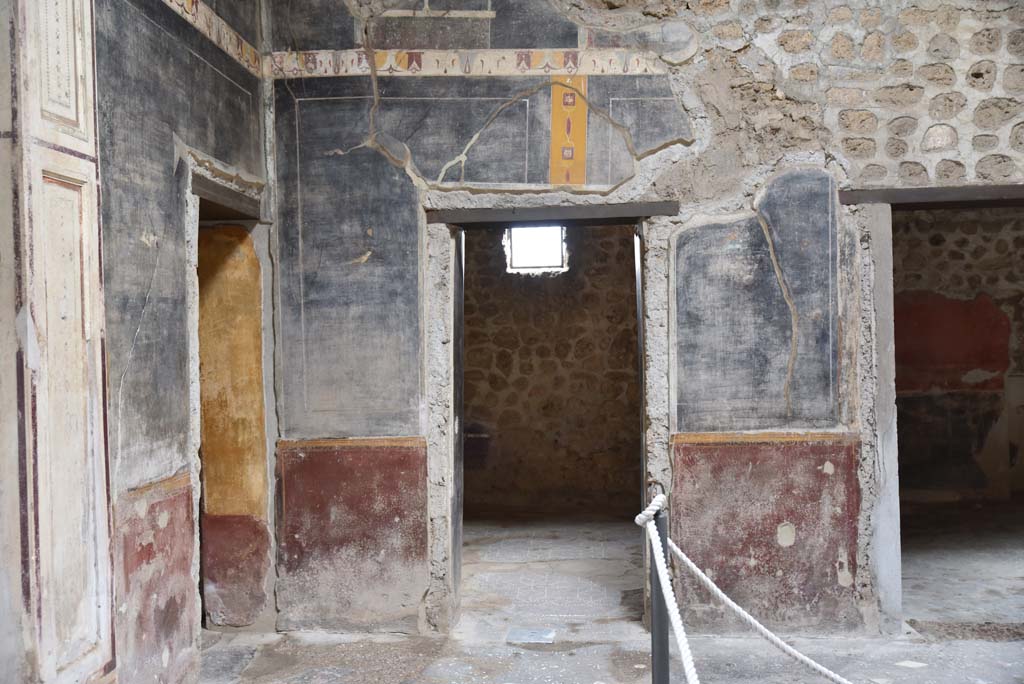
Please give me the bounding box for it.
[161,0,262,77]
[266,48,668,79]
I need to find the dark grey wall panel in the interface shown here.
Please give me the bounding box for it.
[273,72,698,437]
[432,0,489,9]
[276,81,422,437]
[756,169,839,423]
[97,0,262,488]
[586,75,692,186]
[674,169,838,431]
[208,0,261,46]
[375,77,550,185]
[897,393,999,491]
[369,17,490,49]
[490,0,578,49]
[270,0,356,50]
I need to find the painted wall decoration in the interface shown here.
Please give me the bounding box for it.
[892,207,1024,498]
[673,169,839,432]
[267,48,668,79]
[548,76,589,184]
[671,434,863,631]
[97,0,263,675]
[276,438,429,632]
[159,0,260,75]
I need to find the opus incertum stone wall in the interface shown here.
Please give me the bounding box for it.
[809,6,1024,186]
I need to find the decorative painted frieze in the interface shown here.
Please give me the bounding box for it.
[549,76,588,185]
[160,0,261,76]
[266,48,668,79]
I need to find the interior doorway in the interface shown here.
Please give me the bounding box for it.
[195,198,271,630]
[891,204,1024,639]
[456,222,646,641]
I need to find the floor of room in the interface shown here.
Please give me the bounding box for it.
[199,518,1024,684]
[900,497,1024,640]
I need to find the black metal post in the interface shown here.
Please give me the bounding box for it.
[651,508,670,684]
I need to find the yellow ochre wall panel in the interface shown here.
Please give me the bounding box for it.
[198,225,268,520]
[548,75,588,186]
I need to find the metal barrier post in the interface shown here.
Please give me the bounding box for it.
[651,508,670,684]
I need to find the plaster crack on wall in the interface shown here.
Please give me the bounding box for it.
[756,209,798,417]
[115,223,164,472]
[432,78,687,191]
[432,81,555,185]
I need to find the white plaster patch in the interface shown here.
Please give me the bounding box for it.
[15,307,40,371]
[157,510,170,529]
[895,661,928,669]
[821,460,835,475]
[962,368,999,385]
[836,547,854,587]
[776,522,796,547]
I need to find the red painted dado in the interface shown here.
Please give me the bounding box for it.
[894,291,1010,393]
[201,514,271,627]
[276,437,429,632]
[115,472,199,684]
[671,434,863,632]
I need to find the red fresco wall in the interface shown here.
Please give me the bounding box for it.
[894,291,1010,393]
[670,433,863,632]
[115,472,199,684]
[275,438,429,632]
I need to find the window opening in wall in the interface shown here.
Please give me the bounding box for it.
[503,225,568,274]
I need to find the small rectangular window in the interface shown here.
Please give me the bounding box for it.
[503,225,568,274]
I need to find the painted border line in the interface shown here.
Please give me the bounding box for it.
[379,9,497,18]
[267,48,668,79]
[160,0,261,77]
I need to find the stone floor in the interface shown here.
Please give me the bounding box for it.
[200,515,1024,684]
[901,498,1024,640]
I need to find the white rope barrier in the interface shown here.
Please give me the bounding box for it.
[639,495,701,684]
[636,495,856,684]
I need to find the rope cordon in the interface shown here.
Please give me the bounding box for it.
[636,495,855,684]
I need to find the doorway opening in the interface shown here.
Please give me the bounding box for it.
[891,205,1024,639]
[195,197,271,630]
[457,222,646,641]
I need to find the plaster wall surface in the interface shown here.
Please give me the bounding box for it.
[462,225,642,516]
[115,473,200,684]
[96,0,265,676]
[98,0,263,494]
[275,438,430,632]
[672,435,863,632]
[263,0,1024,635]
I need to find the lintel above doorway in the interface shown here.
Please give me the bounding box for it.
[426,201,680,228]
[839,184,1024,211]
